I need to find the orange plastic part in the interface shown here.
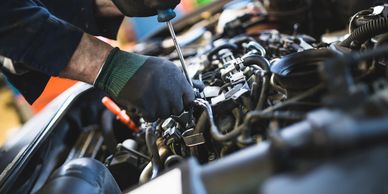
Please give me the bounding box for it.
[32,77,77,113]
[102,96,139,133]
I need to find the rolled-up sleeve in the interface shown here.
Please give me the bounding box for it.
[0,0,83,76]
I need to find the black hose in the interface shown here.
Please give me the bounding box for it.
[145,123,163,179]
[256,75,270,110]
[242,55,271,110]
[207,43,239,61]
[340,17,388,47]
[250,81,259,106]
[243,55,270,72]
[101,110,117,153]
[237,111,306,145]
[194,99,243,142]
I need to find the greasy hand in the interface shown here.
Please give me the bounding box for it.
[112,0,180,17]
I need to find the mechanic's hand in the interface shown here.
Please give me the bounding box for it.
[95,48,194,122]
[112,0,180,17]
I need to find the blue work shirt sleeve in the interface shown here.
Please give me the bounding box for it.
[40,0,123,39]
[1,68,50,104]
[0,0,123,104]
[0,0,83,76]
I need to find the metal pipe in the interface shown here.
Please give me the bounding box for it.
[140,137,170,183]
[194,99,242,142]
[164,155,184,168]
[145,123,163,179]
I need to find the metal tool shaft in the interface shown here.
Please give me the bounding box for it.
[166,21,193,86]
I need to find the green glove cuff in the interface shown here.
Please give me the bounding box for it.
[95,48,148,97]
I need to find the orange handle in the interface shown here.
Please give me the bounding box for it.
[102,97,139,132]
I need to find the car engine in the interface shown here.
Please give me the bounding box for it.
[100,1,388,193]
[2,0,388,194]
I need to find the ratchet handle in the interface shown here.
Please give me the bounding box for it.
[157,9,176,22]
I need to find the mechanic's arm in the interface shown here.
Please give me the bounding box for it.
[62,0,194,121]
[60,33,194,121]
[0,0,82,76]
[59,34,111,84]
[0,0,123,103]
[0,0,193,121]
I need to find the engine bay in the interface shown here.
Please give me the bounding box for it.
[2,0,388,193]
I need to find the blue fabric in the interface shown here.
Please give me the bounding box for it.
[0,0,123,103]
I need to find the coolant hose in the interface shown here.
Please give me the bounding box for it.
[340,17,388,47]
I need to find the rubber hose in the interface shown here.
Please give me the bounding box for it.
[207,43,239,61]
[242,55,271,110]
[101,111,118,153]
[243,55,270,72]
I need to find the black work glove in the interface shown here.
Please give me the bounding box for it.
[112,0,180,17]
[95,48,194,122]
